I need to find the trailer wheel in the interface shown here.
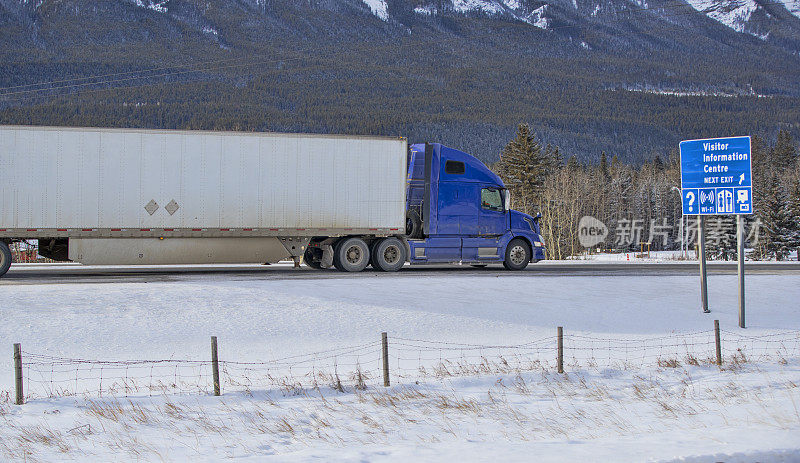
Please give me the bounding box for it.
[333,237,370,272]
[406,210,423,239]
[503,239,530,271]
[303,247,323,269]
[370,238,406,272]
[0,242,11,278]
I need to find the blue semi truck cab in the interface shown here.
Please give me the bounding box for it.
[302,141,545,272]
[404,143,545,270]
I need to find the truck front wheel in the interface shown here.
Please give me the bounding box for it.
[503,239,530,271]
[370,238,406,272]
[0,241,11,277]
[333,237,370,272]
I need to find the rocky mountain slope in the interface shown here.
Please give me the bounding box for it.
[1,0,799,162]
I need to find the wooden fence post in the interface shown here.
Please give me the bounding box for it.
[557,327,564,374]
[382,332,390,387]
[14,343,23,405]
[714,320,722,366]
[211,336,220,396]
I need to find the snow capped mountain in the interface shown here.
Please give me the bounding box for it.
[525,5,550,28]
[684,0,758,33]
[678,0,800,40]
[452,0,506,14]
[8,0,800,41]
[361,0,389,20]
[3,0,799,53]
[355,0,798,38]
[131,0,168,13]
[779,0,800,19]
[408,0,554,29]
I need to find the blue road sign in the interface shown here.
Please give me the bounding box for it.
[679,136,753,215]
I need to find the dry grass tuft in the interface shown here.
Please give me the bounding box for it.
[87,399,127,422]
[274,417,295,435]
[16,424,70,453]
[351,368,368,391]
[657,358,681,368]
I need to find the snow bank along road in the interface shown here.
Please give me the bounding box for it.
[1,267,799,461]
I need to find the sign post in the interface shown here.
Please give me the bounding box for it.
[697,215,709,313]
[737,215,745,327]
[680,136,753,319]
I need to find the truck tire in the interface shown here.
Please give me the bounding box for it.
[370,237,407,272]
[406,210,423,239]
[0,242,11,278]
[303,247,323,269]
[368,239,381,269]
[503,239,530,271]
[333,237,370,272]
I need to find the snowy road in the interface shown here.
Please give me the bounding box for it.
[2,260,799,285]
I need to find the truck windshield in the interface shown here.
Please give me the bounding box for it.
[481,188,504,212]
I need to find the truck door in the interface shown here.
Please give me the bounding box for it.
[462,187,507,261]
[478,187,507,235]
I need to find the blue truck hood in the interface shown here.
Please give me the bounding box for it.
[510,210,541,234]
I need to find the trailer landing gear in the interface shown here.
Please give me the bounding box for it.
[303,247,324,269]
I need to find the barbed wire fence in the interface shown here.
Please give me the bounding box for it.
[8,324,800,405]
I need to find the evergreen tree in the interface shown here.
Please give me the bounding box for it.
[608,165,633,226]
[497,123,549,214]
[549,146,563,172]
[600,151,610,181]
[652,155,664,171]
[751,134,772,212]
[705,216,737,260]
[788,179,800,254]
[771,130,798,171]
[566,155,580,172]
[543,143,563,174]
[751,135,769,174]
[759,175,794,260]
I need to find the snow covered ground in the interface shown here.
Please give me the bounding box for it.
[571,249,800,262]
[570,250,688,261]
[1,270,799,461]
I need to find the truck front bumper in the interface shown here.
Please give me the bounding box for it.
[532,242,546,262]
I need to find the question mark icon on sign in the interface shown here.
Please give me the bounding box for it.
[686,191,695,213]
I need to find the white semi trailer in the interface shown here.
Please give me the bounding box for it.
[0,125,408,276]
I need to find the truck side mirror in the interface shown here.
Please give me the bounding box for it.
[504,190,511,211]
